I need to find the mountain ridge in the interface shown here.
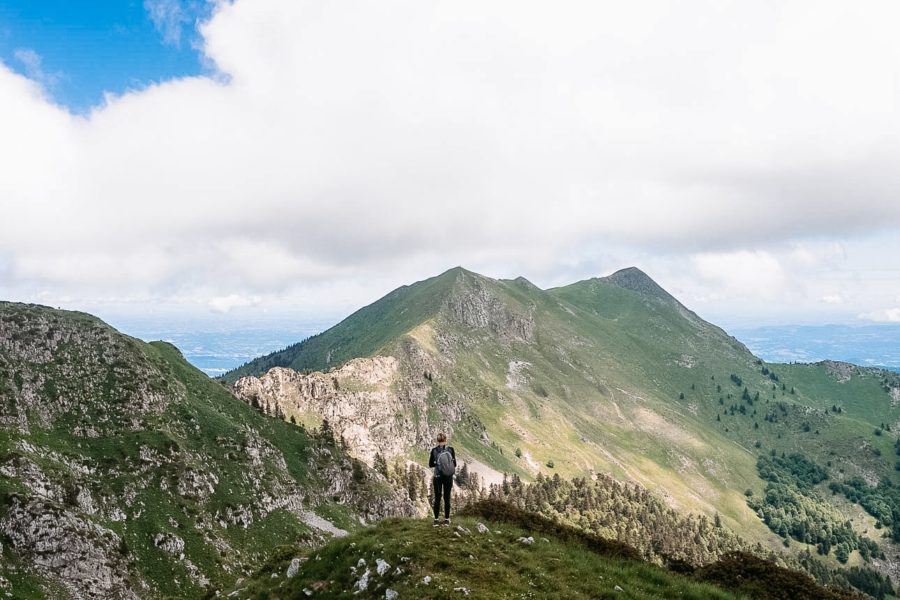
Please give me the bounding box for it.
[222,265,722,382]
[225,264,900,591]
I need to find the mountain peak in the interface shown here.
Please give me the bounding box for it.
[602,267,677,304]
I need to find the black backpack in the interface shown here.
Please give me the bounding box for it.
[435,446,455,477]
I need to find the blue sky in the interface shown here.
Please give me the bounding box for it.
[0,0,210,112]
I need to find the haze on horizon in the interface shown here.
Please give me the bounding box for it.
[1,0,899,331]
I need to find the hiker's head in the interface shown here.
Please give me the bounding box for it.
[436,432,447,445]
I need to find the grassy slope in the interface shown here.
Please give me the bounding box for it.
[0,304,393,597]
[222,268,463,381]
[232,515,740,600]
[416,273,770,543]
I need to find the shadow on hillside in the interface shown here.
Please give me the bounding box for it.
[462,500,866,600]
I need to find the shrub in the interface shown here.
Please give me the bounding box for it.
[695,552,859,600]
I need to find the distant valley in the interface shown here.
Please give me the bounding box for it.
[106,319,332,377]
[734,324,900,372]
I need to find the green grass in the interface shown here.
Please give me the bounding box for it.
[222,267,471,381]
[0,546,54,600]
[232,515,741,600]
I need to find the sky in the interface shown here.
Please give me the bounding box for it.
[1,0,899,332]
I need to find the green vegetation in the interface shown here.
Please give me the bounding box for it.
[485,472,755,566]
[750,453,880,562]
[8,259,900,597]
[234,500,869,600]
[0,302,402,597]
[222,267,468,380]
[232,512,734,599]
[222,266,900,594]
[830,477,900,542]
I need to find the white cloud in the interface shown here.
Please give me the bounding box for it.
[208,294,261,314]
[821,294,844,305]
[690,251,791,302]
[12,48,62,89]
[860,308,900,323]
[1,0,900,322]
[144,0,191,47]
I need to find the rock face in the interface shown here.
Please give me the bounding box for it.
[0,306,174,435]
[1,498,136,599]
[234,357,416,462]
[230,269,539,466]
[442,273,535,343]
[232,348,470,465]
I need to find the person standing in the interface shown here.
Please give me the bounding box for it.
[428,432,457,526]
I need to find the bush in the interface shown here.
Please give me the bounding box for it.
[695,552,859,600]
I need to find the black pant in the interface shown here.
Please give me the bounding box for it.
[433,475,453,519]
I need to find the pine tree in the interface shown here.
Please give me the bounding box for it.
[373,452,389,478]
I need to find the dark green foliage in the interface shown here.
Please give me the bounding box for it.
[829,477,900,542]
[757,453,828,490]
[351,459,366,483]
[751,454,879,562]
[373,452,388,478]
[694,552,860,600]
[843,566,895,599]
[834,543,850,564]
[532,383,549,397]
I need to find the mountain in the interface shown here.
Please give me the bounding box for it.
[0,302,412,598]
[225,267,900,587]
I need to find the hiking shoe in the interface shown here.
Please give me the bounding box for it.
[432,519,440,527]
[442,518,451,526]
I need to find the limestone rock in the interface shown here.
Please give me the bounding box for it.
[287,557,301,578]
[0,498,138,599]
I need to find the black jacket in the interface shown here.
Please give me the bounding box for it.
[429,445,457,476]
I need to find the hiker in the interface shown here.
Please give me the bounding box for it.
[428,432,457,526]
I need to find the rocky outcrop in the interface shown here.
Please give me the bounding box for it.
[442,274,535,343]
[822,360,856,383]
[0,305,176,435]
[1,497,137,599]
[234,357,417,462]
